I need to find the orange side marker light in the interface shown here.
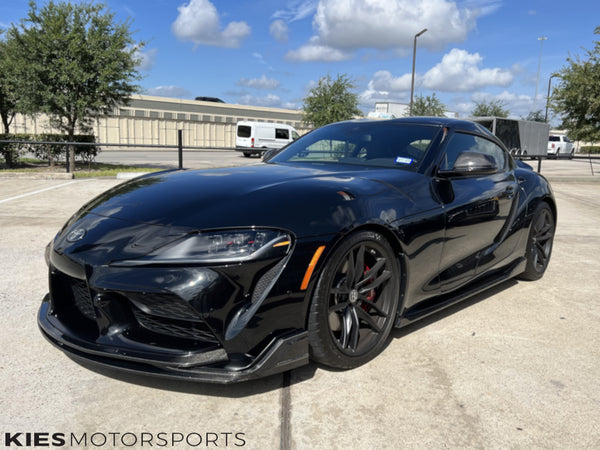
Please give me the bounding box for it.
[300,245,326,291]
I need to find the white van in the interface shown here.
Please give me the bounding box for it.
[236,121,300,157]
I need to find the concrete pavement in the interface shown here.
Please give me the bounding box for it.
[0,166,599,449]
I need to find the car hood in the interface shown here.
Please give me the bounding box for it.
[72,163,424,228]
[54,163,427,264]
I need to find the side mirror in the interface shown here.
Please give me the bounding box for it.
[262,148,277,161]
[439,151,498,177]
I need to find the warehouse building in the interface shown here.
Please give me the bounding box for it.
[11,94,308,149]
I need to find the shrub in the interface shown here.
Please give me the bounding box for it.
[0,133,100,167]
[580,146,600,154]
[0,134,34,168]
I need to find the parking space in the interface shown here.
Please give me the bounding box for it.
[1,171,599,449]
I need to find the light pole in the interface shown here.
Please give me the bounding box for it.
[544,74,557,123]
[534,36,547,109]
[409,28,428,116]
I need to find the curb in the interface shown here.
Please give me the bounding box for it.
[545,176,600,183]
[0,172,74,180]
[116,172,151,180]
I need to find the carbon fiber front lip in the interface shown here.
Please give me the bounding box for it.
[38,294,309,383]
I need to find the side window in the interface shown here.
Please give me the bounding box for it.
[237,126,251,138]
[440,133,506,172]
[275,128,290,140]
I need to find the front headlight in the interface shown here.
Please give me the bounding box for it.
[112,229,293,266]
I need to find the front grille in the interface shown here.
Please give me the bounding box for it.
[133,309,218,343]
[251,258,287,303]
[70,279,96,320]
[127,292,202,321]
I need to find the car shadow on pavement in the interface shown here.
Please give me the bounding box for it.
[389,278,519,341]
[66,279,518,395]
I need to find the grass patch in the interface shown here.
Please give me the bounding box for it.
[0,158,163,178]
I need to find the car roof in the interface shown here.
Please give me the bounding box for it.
[335,116,493,134]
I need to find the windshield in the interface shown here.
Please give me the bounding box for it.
[269,121,440,171]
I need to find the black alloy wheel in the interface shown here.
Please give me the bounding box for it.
[519,202,555,281]
[308,231,400,369]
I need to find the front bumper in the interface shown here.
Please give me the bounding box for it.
[38,294,308,383]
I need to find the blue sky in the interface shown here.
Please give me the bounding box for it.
[1,0,598,121]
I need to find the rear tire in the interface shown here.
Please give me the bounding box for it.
[308,231,400,369]
[518,202,555,281]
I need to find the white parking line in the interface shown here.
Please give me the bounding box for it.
[0,181,79,204]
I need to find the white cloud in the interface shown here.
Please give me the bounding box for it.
[369,70,413,92]
[146,85,193,99]
[470,90,535,118]
[459,0,502,16]
[171,0,250,48]
[270,20,289,43]
[273,1,318,22]
[237,93,292,108]
[359,87,410,109]
[236,75,281,90]
[287,0,481,62]
[286,36,353,62]
[135,48,158,71]
[422,48,513,92]
[314,0,477,51]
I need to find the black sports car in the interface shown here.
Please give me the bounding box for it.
[38,117,556,383]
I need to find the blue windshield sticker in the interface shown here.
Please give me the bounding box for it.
[395,156,413,165]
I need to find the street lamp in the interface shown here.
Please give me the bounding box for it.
[409,28,428,116]
[534,36,548,109]
[544,74,557,123]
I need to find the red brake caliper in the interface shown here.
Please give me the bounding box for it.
[361,265,376,311]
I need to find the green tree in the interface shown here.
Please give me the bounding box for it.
[552,27,600,142]
[302,73,361,128]
[7,1,143,172]
[410,93,446,117]
[523,110,545,122]
[471,99,509,117]
[0,34,20,134]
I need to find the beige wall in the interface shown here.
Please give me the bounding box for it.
[10,94,310,149]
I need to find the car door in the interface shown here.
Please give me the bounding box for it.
[436,131,519,292]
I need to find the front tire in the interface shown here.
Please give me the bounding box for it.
[518,202,555,281]
[308,231,400,369]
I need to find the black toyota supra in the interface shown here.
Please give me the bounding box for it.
[38,117,556,383]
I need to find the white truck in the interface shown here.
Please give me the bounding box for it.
[547,134,575,159]
[235,121,300,157]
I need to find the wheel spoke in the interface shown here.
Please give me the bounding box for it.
[345,252,355,291]
[359,269,391,294]
[356,258,385,288]
[359,298,388,317]
[353,244,365,285]
[535,241,549,259]
[329,302,349,313]
[534,246,546,265]
[349,307,360,350]
[331,286,350,296]
[356,307,383,333]
[341,307,352,348]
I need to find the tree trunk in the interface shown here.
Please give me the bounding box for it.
[68,142,75,173]
[1,113,9,134]
[67,122,76,174]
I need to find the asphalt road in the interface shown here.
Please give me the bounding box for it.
[95,149,262,170]
[0,161,599,449]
